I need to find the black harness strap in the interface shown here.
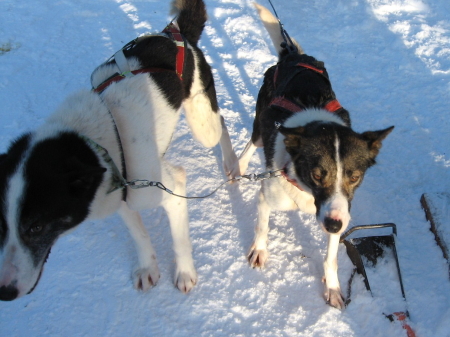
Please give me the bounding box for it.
[270,61,342,113]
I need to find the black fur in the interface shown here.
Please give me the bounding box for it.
[280,122,382,214]
[176,0,207,46]
[122,36,190,109]
[19,132,105,266]
[0,134,31,248]
[114,0,218,112]
[252,50,394,221]
[0,0,220,301]
[252,53,352,167]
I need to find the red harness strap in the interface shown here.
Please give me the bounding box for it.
[93,68,172,93]
[296,62,324,74]
[93,23,186,93]
[270,95,342,114]
[162,23,186,80]
[270,62,342,113]
[280,169,303,190]
[270,96,303,112]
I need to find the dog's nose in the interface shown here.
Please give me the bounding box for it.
[0,285,19,301]
[324,217,342,233]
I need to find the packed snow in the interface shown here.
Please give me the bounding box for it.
[1,0,450,336]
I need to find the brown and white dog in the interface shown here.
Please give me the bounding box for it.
[0,0,237,301]
[234,3,394,309]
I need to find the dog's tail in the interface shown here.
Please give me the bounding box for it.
[253,2,303,55]
[171,0,207,46]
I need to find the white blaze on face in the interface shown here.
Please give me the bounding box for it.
[319,135,351,234]
[0,166,40,299]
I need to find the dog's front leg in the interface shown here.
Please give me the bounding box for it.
[118,201,160,291]
[162,166,198,293]
[323,233,345,309]
[235,137,261,177]
[247,190,271,267]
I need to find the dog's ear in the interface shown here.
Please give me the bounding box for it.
[65,156,106,197]
[279,126,305,154]
[361,126,394,158]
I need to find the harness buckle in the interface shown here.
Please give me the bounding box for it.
[174,40,185,47]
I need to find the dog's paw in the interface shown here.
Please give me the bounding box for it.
[247,247,269,268]
[133,267,160,292]
[324,286,345,309]
[174,269,198,294]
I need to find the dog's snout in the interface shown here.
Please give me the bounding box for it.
[0,285,19,301]
[324,217,342,233]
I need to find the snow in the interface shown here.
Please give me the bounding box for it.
[1,0,450,336]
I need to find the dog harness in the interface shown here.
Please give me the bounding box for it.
[88,23,187,199]
[271,59,343,191]
[270,62,343,114]
[93,22,186,94]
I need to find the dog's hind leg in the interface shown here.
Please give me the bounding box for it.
[247,190,271,267]
[184,50,238,178]
[118,201,160,291]
[322,233,345,309]
[161,164,198,293]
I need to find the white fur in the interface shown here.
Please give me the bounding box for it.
[91,55,203,292]
[318,137,351,235]
[248,109,348,309]
[238,108,346,178]
[323,234,344,308]
[234,139,258,178]
[246,3,350,309]
[0,28,239,296]
[183,49,222,148]
[0,166,42,297]
[283,108,346,129]
[118,201,160,291]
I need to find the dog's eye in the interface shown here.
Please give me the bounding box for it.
[349,175,360,183]
[312,171,322,182]
[28,224,43,234]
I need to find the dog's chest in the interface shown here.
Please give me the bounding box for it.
[98,74,182,209]
[262,177,316,214]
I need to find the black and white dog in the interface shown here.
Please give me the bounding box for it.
[235,3,394,309]
[0,0,238,301]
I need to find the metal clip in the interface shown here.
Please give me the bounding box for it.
[126,179,152,189]
[151,181,173,194]
[239,170,282,182]
[242,173,257,181]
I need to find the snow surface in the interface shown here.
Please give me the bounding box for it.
[1,0,450,336]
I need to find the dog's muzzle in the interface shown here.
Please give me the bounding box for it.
[324,217,343,234]
[0,284,19,301]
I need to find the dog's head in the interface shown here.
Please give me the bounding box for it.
[279,122,394,235]
[0,132,105,301]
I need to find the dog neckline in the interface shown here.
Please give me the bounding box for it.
[280,163,304,191]
[79,135,127,194]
